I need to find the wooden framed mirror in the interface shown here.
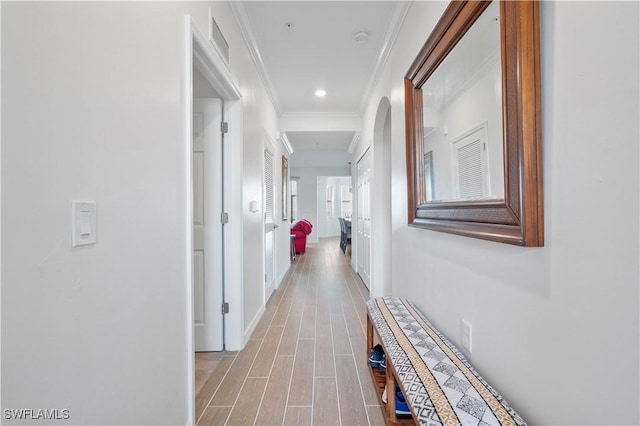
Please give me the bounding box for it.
[405,0,543,246]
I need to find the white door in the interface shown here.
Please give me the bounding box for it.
[357,149,371,288]
[264,148,276,300]
[193,98,224,352]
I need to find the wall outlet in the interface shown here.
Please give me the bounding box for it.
[461,319,472,353]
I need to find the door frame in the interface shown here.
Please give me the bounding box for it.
[184,15,242,425]
[371,97,392,298]
[262,132,277,305]
[356,147,372,289]
[192,98,224,352]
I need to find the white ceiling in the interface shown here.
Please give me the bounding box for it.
[286,130,354,151]
[231,1,409,152]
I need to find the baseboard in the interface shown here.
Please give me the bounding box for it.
[243,304,266,344]
[266,280,275,300]
[276,263,290,290]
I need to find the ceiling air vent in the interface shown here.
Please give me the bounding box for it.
[210,15,230,65]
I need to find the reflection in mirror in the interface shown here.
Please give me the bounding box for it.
[421,1,503,202]
[423,150,435,201]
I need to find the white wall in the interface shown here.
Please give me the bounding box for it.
[357,1,639,425]
[290,166,349,244]
[2,4,191,423]
[236,66,280,337]
[0,1,3,411]
[1,2,280,424]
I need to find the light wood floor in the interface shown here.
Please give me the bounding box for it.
[195,237,384,425]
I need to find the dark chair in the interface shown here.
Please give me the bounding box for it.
[345,219,352,250]
[339,218,352,254]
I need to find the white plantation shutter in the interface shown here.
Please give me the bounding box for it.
[264,149,274,223]
[452,123,490,200]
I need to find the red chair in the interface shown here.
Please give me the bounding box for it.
[291,219,313,254]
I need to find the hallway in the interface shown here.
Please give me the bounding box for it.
[195,237,384,425]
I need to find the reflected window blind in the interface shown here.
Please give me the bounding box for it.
[457,140,484,199]
[264,149,274,223]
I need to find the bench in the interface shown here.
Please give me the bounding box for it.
[366,297,526,426]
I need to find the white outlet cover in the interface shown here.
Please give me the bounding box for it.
[72,200,97,247]
[461,319,473,353]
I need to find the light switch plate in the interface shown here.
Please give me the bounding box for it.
[72,200,97,247]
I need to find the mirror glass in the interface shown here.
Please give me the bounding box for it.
[421,1,503,203]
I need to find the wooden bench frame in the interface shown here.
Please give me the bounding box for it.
[367,312,417,425]
[366,297,526,426]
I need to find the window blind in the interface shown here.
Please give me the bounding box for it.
[264,149,274,223]
[457,140,484,199]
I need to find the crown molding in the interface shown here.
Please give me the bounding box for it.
[347,132,361,154]
[279,132,294,155]
[358,1,411,115]
[229,1,283,116]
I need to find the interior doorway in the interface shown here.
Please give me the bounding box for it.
[371,97,392,297]
[356,149,371,289]
[264,144,276,301]
[316,176,351,239]
[187,16,243,425]
[192,95,224,352]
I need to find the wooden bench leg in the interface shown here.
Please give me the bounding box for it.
[386,365,396,422]
[367,314,373,356]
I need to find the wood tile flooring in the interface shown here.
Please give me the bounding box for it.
[195,237,384,425]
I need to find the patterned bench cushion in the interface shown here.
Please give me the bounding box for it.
[367,297,526,426]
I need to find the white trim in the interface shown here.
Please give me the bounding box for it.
[358,1,411,115]
[229,2,282,116]
[262,129,277,315]
[223,100,244,351]
[223,99,245,351]
[244,304,266,344]
[184,17,246,424]
[347,132,361,154]
[183,16,195,426]
[280,132,294,155]
[277,262,290,292]
[193,18,241,101]
[191,16,245,352]
[0,0,4,411]
[265,280,275,304]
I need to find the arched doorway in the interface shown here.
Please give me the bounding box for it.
[371,97,392,296]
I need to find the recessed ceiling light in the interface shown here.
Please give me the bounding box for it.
[315,89,327,97]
